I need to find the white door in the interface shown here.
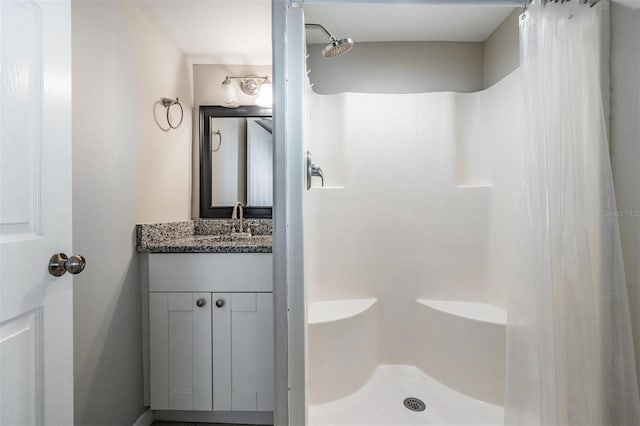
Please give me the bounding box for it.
[0,1,74,425]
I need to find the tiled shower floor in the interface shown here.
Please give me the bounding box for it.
[308,365,503,426]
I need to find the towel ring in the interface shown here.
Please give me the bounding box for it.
[161,97,184,129]
[212,130,222,152]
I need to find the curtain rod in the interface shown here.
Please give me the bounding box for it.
[296,1,524,5]
[524,0,602,6]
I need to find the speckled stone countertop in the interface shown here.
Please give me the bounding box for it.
[136,219,272,253]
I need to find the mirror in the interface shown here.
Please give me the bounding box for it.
[200,106,273,218]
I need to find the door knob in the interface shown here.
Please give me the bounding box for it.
[215,299,225,308]
[48,253,86,277]
[196,298,207,308]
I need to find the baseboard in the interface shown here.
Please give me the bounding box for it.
[153,410,273,425]
[133,408,154,426]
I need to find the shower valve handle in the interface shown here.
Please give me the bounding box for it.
[306,151,325,190]
[311,164,324,186]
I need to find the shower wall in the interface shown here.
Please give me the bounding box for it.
[304,70,523,364]
[307,42,484,94]
[483,9,520,88]
[611,1,640,391]
[307,11,521,94]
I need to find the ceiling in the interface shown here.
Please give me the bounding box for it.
[303,4,515,44]
[137,1,515,65]
[137,0,272,65]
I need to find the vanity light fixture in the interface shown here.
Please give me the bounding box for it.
[221,75,272,108]
[221,77,240,108]
[255,81,272,107]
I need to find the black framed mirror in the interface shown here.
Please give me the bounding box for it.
[199,105,273,218]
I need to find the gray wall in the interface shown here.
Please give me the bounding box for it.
[483,9,520,88]
[307,41,484,94]
[72,2,193,424]
[611,2,640,390]
[307,12,521,94]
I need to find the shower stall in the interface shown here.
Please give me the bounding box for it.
[272,1,640,425]
[303,35,523,426]
[276,4,527,424]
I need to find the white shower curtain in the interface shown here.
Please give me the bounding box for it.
[505,1,640,425]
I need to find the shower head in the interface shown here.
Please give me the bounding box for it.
[305,23,354,58]
[322,37,354,58]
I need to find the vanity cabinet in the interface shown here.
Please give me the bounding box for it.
[146,253,273,414]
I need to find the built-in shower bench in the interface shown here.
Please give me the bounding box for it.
[415,299,506,405]
[307,298,378,404]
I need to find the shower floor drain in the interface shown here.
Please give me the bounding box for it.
[403,397,426,412]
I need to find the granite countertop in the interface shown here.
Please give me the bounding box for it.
[136,219,272,254]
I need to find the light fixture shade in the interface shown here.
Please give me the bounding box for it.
[221,79,239,108]
[255,82,272,107]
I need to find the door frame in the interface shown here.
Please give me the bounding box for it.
[272,2,302,425]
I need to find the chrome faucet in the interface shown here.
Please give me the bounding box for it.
[231,201,245,234]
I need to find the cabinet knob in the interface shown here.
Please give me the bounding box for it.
[196,298,206,308]
[215,299,225,308]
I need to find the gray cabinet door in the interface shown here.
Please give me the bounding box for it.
[212,292,274,411]
[150,292,212,411]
